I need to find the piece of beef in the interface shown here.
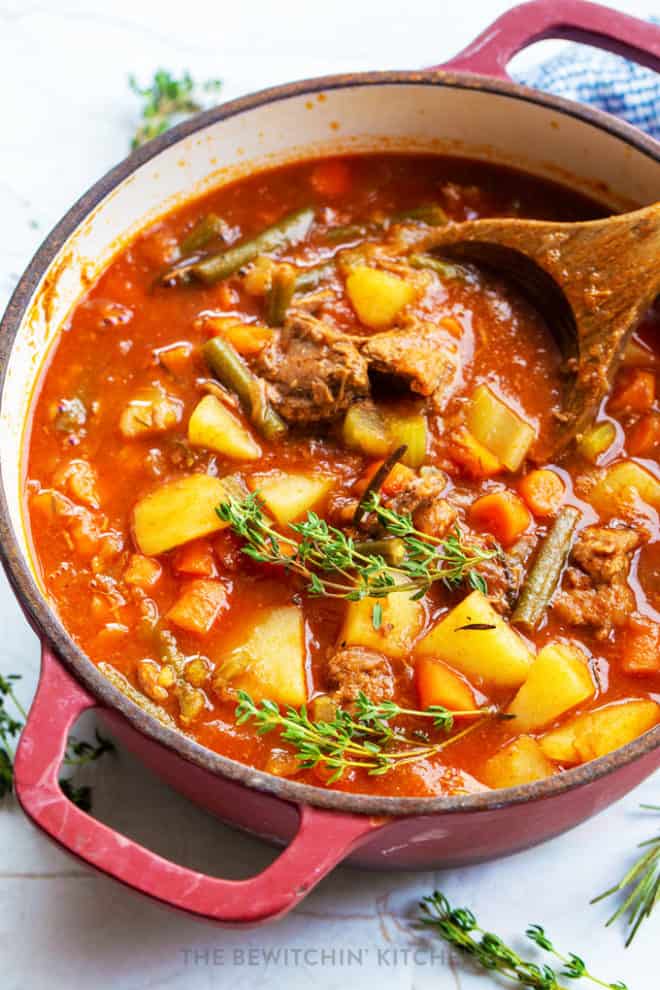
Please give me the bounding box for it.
[413,497,458,539]
[552,524,641,640]
[553,567,635,640]
[255,312,370,424]
[571,525,640,584]
[325,646,394,706]
[386,467,448,517]
[361,319,459,410]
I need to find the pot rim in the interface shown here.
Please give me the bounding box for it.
[1,67,659,818]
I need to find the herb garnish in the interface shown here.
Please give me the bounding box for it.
[419,892,628,990]
[129,70,222,149]
[0,673,114,809]
[217,491,494,619]
[592,803,659,946]
[234,690,505,782]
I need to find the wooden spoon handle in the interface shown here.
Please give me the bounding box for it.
[422,203,660,457]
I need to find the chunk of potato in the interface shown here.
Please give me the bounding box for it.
[343,402,391,458]
[383,408,428,468]
[506,642,595,732]
[346,266,415,330]
[188,394,261,461]
[540,699,660,764]
[415,590,534,690]
[467,384,536,472]
[133,475,229,556]
[588,460,660,515]
[341,581,425,659]
[343,402,428,468]
[482,736,557,788]
[249,472,334,525]
[415,656,479,711]
[219,606,307,707]
[119,385,182,439]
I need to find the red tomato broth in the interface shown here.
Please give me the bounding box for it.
[25,154,660,798]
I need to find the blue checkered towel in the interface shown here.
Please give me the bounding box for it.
[515,26,659,138]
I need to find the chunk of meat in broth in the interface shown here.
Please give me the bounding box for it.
[361,318,460,410]
[255,312,370,423]
[325,646,394,706]
[554,524,642,639]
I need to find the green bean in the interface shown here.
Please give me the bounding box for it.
[293,261,335,293]
[180,213,226,254]
[409,253,465,280]
[203,337,287,441]
[394,204,448,226]
[324,223,370,243]
[512,506,581,632]
[354,538,407,566]
[163,207,315,286]
[266,265,297,326]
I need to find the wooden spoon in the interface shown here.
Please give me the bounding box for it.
[419,202,660,460]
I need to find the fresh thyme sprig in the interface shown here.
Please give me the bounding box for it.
[217,491,494,613]
[129,69,222,148]
[0,673,25,798]
[419,892,628,990]
[0,673,114,809]
[592,802,659,946]
[234,690,503,782]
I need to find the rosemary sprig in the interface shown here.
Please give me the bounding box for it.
[129,70,222,149]
[0,673,114,809]
[217,491,494,612]
[234,690,502,782]
[592,803,659,946]
[419,892,628,990]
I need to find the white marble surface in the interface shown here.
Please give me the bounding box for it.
[0,1,657,986]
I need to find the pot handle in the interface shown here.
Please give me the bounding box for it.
[431,0,660,79]
[14,644,379,924]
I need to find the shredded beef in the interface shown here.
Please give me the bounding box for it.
[255,312,369,423]
[325,646,394,705]
[571,525,640,584]
[361,320,459,410]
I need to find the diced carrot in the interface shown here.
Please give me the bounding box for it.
[468,490,532,546]
[353,459,416,497]
[381,463,416,496]
[123,553,162,588]
[440,316,463,339]
[415,657,478,712]
[609,368,656,414]
[450,428,502,479]
[166,579,228,635]
[627,412,660,456]
[173,539,218,577]
[309,160,352,198]
[518,469,565,518]
[200,315,274,356]
[621,617,660,675]
[156,342,193,376]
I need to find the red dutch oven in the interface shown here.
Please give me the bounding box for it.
[1,0,659,925]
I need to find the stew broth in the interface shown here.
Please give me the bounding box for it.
[25,154,660,797]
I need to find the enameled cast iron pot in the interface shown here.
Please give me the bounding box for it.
[1,0,660,925]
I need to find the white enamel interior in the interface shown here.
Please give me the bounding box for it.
[2,80,660,574]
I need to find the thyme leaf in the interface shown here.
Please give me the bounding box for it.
[234,690,503,781]
[0,673,115,809]
[419,892,628,990]
[216,490,495,603]
[129,70,222,149]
